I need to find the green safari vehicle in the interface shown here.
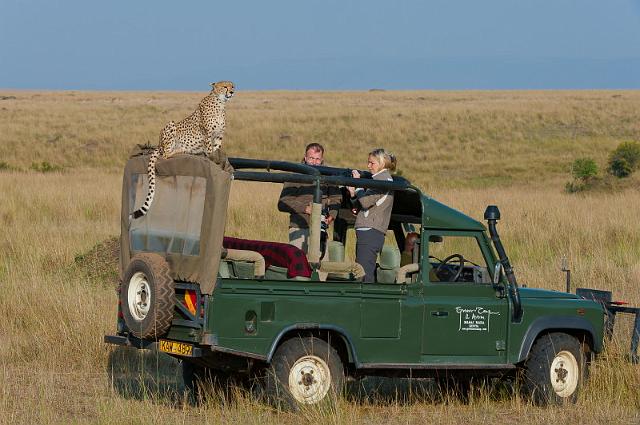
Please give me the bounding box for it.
[105,153,605,407]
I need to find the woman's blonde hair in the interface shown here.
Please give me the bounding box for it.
[368,148,397,172]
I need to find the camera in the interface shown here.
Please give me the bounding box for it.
[320,207,330,233]
[320,207,330,260]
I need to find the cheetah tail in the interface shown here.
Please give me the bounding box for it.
[130,148,161,219]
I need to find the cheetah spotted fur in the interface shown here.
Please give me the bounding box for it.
[131,81,234,219]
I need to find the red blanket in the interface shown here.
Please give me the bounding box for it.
[223,237,312,278]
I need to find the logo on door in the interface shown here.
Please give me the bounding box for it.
[455,306,501,332]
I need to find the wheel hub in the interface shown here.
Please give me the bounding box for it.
[128,272,151,321]
[550,350,579,397]
[555,364,568,383]
[300,369,315,386]
[288,355,331,404]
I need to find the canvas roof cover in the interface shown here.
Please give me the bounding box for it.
[120,150,232,294]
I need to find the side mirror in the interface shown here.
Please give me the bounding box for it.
[493,262,503,284]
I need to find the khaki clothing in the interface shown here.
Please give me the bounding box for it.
[288,227,310,252]
[400,251,413,267]
[288,227,329,259]
[224,248,266,277]
[353,170,394,234]
[277,181,341,229]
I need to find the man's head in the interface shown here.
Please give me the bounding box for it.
[404,232,420,252]
[303,143,325,166]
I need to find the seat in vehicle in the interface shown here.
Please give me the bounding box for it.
[376,245,401,283]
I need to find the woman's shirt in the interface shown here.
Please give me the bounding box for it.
[352,169,394,234]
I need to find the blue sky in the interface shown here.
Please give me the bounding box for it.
[1,0,639,90]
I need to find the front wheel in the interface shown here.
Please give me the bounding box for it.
[266,336,344,409]
[520,332,587,405]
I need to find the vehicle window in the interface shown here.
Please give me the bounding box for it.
[130,174,206,256]
[427,234,490,284]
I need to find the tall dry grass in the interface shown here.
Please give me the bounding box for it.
[1,89,639,188]
[1,90,640,424]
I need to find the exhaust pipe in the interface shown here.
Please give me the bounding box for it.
[484,205,523,322]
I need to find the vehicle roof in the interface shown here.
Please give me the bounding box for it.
[229,157,485,232]
[420,195,485,231]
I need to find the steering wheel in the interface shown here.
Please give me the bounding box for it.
[434,254,466,282]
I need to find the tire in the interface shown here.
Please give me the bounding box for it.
[266,336,345,409]
[120,253,174,339]
[520,332,587,405]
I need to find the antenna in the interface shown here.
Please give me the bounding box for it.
[561,255,571,293]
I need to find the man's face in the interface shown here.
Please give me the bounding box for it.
[304,148,324,166]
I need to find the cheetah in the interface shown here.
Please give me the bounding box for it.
[131,81,235,219]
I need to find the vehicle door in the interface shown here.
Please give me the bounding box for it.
[421,231,510,364]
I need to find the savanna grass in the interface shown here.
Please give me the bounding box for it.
[1,90,640,424]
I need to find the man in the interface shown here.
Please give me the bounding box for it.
[278,143,341,254]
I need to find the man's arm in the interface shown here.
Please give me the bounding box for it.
[323,186,343,220]
[278,183,311,214]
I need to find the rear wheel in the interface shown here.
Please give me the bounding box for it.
[520,332,587,405]
[120,253,174,339]
[266,336,344,409]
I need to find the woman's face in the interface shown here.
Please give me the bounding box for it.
[367,155,383,174]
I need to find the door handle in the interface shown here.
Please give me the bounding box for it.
[431,310,448,317]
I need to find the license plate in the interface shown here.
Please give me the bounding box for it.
[159,339,194,357]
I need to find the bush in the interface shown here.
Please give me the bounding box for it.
[30,161,63,173]
[608,157,632,178]
[571,158,598,181]
[565,157,599,193]
[0,161,19,171]
[607,141,640,178]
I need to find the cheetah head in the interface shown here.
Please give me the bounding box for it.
[210,81,235,102]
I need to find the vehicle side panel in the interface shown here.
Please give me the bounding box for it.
[506,298,605,363]
[208,280,424,365]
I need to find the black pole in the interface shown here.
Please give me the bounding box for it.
[485,205,523,323]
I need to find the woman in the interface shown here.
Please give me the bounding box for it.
[347,148,397,283]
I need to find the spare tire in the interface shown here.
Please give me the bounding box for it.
[120,253,175,339]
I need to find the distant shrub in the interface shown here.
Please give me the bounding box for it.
[0,161,19,171]
[30,161,63,173]
[571,157,598,182]
[608,157,632,178]
[565,157,599,193]
[607,141,640,178]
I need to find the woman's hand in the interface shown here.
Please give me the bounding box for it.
[347,170,360,197]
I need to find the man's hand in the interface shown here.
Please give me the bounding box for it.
[304,205,312,215]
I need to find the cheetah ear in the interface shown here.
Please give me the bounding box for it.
[209,82,216,89]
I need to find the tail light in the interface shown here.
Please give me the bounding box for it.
[184,290,197,316]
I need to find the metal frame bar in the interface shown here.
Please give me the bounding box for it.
[606,305,640,364]
[230,157,415,193]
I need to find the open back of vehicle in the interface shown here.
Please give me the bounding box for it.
[120,150,232,295]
